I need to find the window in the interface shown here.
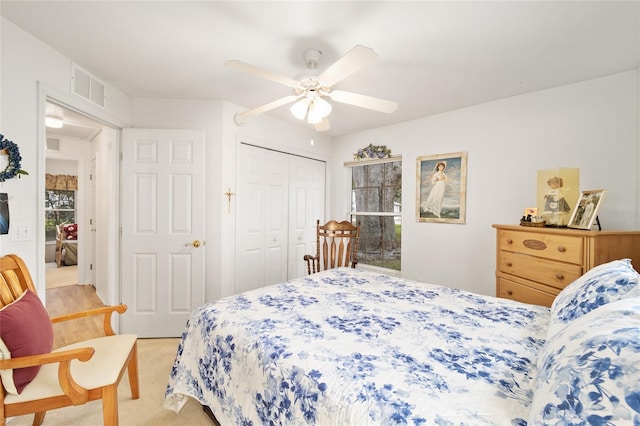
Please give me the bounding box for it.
[348,158,402,271]
[45,189,75,242]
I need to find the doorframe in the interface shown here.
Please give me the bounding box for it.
[36,83,127,307]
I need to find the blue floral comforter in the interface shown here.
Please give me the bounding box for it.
[164,268,550,425]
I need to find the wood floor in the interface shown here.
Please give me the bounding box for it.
[46,284,106,349]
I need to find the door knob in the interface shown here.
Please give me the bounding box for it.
[185,240,205,248]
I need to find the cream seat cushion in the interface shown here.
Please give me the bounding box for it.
[4,334,137,404]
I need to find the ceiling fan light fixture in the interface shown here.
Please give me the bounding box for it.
[227,45,396,131]
[312,97,332,119]
[307,107,323,124]
[307,97,332,124]
[290,98,309,120]
[45,116,64,129]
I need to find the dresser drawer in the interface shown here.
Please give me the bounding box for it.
[497,277,557,307]
[498,229,583,264]
[498,251,582,291]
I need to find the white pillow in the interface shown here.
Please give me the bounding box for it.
[548,259,639,336]
[529,297,640,425]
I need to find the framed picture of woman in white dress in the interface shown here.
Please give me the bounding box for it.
[567,189,605,229]
[416,151,467,224]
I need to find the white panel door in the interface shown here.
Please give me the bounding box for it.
[288,157,326,278]
[235,144,288,293]
[121,129,205,337]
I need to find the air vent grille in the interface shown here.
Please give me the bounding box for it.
[71,64,105,108]
[46,138,60,151]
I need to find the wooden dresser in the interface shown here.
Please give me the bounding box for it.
[493,224,640,307]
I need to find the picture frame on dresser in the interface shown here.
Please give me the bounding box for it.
[567,189,605,230]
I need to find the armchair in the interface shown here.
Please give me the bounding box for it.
[0,254,139,425]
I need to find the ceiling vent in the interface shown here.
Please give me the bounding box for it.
[46,137,60,151]
[71,64,105,108]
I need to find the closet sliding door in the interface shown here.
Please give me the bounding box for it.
[235,143,325,294]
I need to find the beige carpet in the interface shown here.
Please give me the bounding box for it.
[9,338,212,425]
[45,263,78,289]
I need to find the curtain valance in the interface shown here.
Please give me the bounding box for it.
[45,174,78,191]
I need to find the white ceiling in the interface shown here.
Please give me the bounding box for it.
[2,1,639,137]
[45,102,103,140]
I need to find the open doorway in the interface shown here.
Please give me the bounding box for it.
[45,157,79,288]
[44,101,102,289]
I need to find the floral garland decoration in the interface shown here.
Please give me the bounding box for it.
[353,143,392,160]
[0,134,29,182]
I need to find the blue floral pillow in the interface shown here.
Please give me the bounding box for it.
[529,297,640,425]
[550,259,639,330]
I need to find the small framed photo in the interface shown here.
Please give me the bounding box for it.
[416,151,467,224]
[567,189,605,229]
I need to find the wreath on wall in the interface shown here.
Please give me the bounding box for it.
[0,134,28,182]
[353,143,392,160]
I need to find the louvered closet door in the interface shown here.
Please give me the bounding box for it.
[235,143,325,295]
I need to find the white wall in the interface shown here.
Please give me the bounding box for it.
[3,15,639,305]
[0,18,131,299]
[130,99,333,301]
[332,71,639,297]
[45,158,77,175]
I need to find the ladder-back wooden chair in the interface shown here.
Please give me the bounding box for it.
[304,219,361,275]
[0,254,139,426]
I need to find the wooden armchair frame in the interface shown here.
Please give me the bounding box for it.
[0,254,139,426]
[303,220,361,275]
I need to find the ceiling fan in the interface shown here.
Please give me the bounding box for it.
[225,45,398,132]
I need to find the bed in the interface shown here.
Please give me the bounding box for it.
[55,223,78,266]
[164,259,640,425]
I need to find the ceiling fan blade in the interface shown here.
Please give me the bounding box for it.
[318,45,378,87]
[234,95,301,125]
[314,117,331,132]
[329,90,398,113]
[225,60,301,89]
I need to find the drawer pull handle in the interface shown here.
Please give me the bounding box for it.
[557,246,566,253]
[506,261,512,267]
[523,239,547,250]
[556,273,564,280]
[506,239,513,244]
[507,290,513,296]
